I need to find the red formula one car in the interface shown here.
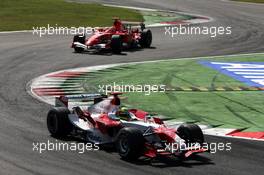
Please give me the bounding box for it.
[47,93,209,161]
[71,19,152,54]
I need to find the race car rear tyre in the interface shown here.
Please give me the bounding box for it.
[73,34,86,53]
[47,107,73,137]
[177,124,204,144]
[139,29,152,48]
[116,127,144,160]
[111,35,122,54]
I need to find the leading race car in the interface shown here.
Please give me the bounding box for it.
[47,93,209,161]
[71,18,152,54]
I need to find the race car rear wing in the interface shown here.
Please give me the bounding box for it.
[122,21,146,30]
[55,94,107,107]
[122,21,143,25]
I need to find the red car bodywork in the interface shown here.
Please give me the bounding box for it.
[71,20,151,53]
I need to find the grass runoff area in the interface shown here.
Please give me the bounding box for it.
[82,54,264,132]
[0,0,143,31]
[232,0,264,3]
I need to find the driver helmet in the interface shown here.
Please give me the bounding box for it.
[118,107,130,120]
[113,18,122,31]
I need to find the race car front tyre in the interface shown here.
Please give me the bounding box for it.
[73,34,86,53]
[177,124,204,145]
[139,29,152,48]
[111,35,122,54]
[116,127,144,160]
[47,107,73,137]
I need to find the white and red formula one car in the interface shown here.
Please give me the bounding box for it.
[47,93,209,160]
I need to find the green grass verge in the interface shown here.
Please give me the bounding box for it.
[0,0,143,31]
[81,53,264,132]
[141,11,193,26]
[232,0,264,3]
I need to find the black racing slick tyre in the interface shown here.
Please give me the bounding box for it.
[116,127,145,160]
[73,34,86,53]
[139,29,152,48]
[177,124,204,144]
[111,35,122,54]
[47,107,73,137]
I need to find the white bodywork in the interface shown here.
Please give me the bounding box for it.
[68,110,164,144]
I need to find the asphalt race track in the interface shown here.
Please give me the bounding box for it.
[0,0,264,174]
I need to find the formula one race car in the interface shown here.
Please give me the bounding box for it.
[71,19,152,54]
[47,93,208,160]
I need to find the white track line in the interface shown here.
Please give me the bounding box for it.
[27,52,264,105]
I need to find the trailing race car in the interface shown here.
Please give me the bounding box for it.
[47,93,209,161]
[71,19,152,54]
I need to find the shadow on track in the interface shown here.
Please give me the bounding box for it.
[121,154,214,168]
[50,135,214,168]
[72,47,156,56]
[99,144,213,168]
